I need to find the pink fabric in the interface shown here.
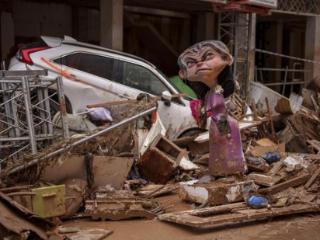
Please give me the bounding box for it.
[205,90,246,176]
[189,99,203,126]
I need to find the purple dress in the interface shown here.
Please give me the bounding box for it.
[205,89,246,177]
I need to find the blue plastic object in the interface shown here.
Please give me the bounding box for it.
[247,195,269,209]
[261,152,281,164]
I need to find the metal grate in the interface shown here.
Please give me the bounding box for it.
[278,0,320,15]
[218,12,250,96]
[0,70,69,165]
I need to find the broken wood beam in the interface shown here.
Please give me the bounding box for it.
[87,99,138,108]
[259,174,310,195]
[248,173,281,187]
[304,168,320,189]
[265,97,277,142]
[158,203,320,230]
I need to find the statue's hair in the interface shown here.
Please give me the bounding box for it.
[177,40,235,99]
[177,40,233,71]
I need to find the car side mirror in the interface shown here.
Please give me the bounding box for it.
[161,90,172,106]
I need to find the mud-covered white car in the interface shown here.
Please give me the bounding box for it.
[9,36,199,139]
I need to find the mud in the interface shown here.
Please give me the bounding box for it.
[63,194,320,240]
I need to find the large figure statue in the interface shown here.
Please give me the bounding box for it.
[178,40,246,177]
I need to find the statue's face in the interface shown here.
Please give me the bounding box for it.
[179,46,229,83]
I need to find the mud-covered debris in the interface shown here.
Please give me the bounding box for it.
[64,178,88,217]
[62,227,113,240]
[85,188,162,221]
[179,180,258,206]
[158,203,320,230]
[138,134,185,184]
[40,155,87,184]
[137,184,178,198]
[0,191,53,239]
[91,156,134,189]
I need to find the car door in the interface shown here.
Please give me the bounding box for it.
[53,52,143,112]
[54,51,197,138]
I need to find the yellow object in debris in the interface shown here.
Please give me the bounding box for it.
[32,185,65,218]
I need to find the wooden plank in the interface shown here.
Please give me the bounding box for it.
[162,202,247,216]
[248,173,281,187]
[259,174,310,195]
[265,97,277,142]
[158,203,320,230]
[256,138,277,147]
[305,168,320,189]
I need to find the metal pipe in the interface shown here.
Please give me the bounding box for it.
[6,106,157,176]
[256,68,309,72]
[21,77,37,154]
[264,81,305,86]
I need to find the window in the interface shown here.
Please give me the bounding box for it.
[54,53,115,80]
[55,52,169,96]
[120,61,169,96]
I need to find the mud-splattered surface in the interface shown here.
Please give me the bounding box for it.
[63,214,320,240]
[63,194,320,240]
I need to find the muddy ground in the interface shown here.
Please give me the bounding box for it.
[63,194,320,240]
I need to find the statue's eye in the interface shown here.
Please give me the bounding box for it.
[204,52,215,60]
[186,60,196,68]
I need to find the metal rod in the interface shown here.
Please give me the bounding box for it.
[282,66,289,95]
[43,86,53,135]
[0,70,48,77]
[255,48,320,65]
[6,106,157,176]
[0,134,60,141]
[21,77,37,154]
[264,81,305,87]
[256,68,309,72]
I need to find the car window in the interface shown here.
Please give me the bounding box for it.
[54,52,169,96]
[54,53,115,80]
[120,61,169,96]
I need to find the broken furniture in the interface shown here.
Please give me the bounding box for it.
[138,134,185,184]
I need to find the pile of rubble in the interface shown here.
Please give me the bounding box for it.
[0,82,319,239]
